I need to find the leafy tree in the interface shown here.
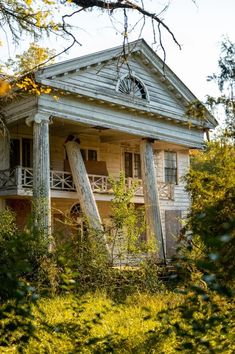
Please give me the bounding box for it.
[5,42,56,75]
[0,209,46,348]
[0,42,57,98]
[183,39,235,283]
[207,39,235,140]
[184,142,235,282]
[108,173,149,264]
[0,0,64,43]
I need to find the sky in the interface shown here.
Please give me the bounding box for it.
[1,0,235,106]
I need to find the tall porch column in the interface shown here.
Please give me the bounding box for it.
[31,113,51,237]
[65,139,110,257]
[140,139,166,261]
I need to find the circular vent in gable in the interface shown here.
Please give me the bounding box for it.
[117,75,149,100]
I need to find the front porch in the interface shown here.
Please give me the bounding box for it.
[0,166,174,201]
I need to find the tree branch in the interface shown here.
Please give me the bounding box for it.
[70,0,181,49]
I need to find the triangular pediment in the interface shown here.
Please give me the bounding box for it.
[36,39,217,128]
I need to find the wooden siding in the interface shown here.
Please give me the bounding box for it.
[100,143,122,177]
[55,57,186,117]
[158,150,190,243]
[50,135,65,171]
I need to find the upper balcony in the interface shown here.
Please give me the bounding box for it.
[0,166,174,201]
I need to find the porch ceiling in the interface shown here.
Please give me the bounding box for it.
[50,117,188,149]
[50,117,141,143]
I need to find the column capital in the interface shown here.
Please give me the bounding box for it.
[26,112,52,126]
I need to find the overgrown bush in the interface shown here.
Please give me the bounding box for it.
[51,172,161,298]
[0,209,43,348]
[183,141,235,283]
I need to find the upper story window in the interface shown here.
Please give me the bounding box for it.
[164,151,177,184]
[117,75,148,100]
[80,149,97,161]
[10,138,33,169]
[124,152,141,179]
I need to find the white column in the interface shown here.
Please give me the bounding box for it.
[140,139,166,261]
[65,139,110,257]
[31,113,51,237]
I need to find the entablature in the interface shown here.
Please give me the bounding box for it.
[34,79,212,130]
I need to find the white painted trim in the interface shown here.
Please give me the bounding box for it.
[37,95,205,148]
[34,39,217,128]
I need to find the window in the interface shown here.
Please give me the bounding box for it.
[124,152,141,178]
[117,75,148,100]
[80,149,97,161]
[164,151,177,184]
[10,139,20,168]
[10,138,33,169]
[70,203,83,219]
[70,203,87,238]
[22,138,33,167]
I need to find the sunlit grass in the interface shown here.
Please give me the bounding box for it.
[1,290,234,353]
[20,291,182,353]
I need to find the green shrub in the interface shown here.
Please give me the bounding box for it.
[184,141,235,283]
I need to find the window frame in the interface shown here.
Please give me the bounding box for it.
[10,137,33,169]
[80,148,98,161]
[164,151,178,185]
[124,151,142,179]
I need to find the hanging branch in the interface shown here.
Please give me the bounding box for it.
[70,0,181,49]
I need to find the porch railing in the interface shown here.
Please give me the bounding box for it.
[0,166,174,200]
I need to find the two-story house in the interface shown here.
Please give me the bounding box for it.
[0,39,217,260]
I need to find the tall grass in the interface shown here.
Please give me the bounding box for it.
[16,292,182,354]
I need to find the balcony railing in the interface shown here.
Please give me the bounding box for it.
[0,167,174,200]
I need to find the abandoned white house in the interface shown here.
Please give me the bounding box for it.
[0,39,217,260]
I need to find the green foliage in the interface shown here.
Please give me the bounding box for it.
[0,207,62,298]
[0,156,234,353]
[108,172,153,264]
[43,174,162,299]
[1,291,233,354]
[4,42,56,75]
[0,209,43,348]
[0,0,63,45]
[140,290,235,354]
[207,38,235,139]
[1,292,182,353]
[184,141,235,282]
[208,39,235,95]
[54,229,162,299]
